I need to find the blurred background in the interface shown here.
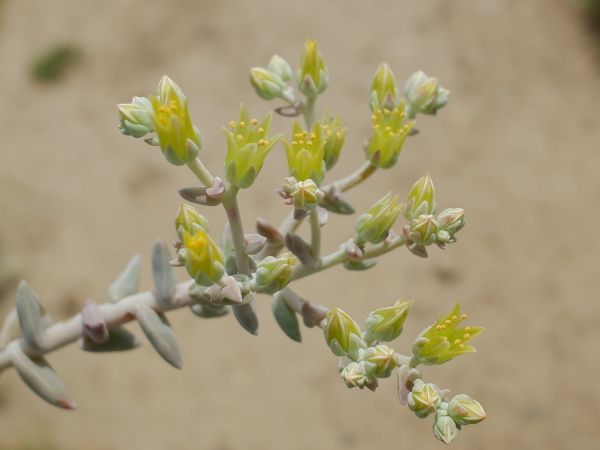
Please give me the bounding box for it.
[1,0,599,449]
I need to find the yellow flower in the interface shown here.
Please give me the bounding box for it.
[182,229,225,286]
[284,121,326,184]
[412,304,484,365]
[298,39,329,97]
[364,104,415,169]
[320,113,347,170]
[150,76,201,166]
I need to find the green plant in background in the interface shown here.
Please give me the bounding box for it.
[0,39,485,444]
[30,44,82,82]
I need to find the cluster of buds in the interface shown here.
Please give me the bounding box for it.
[224,105,282,189]
[279,177,324,211]
[173,204,225,286]
[118,76,202,166]
[402,175,465,252]
[403,70,450,117]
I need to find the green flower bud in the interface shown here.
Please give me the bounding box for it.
[403,71,449,117]
[436,208,465,244]
[340,361,371,388]
[412,303,484,366]
[447,394,486,425]
[320,114,347,170]
[249,67,286,100]
[224,105,282,189]
[409,214,438,247]
[370,63,398,111]
[362,344,397,378]
[364,299,413,342]
[355,192,401,244]
[290,179,324,210]
[175,204,209,240]
[285,121,326,184]
[181,229,225,286]
[117,96,154,138]
[149,76,201,166]
[407,379,441,418]
[365,105,415,169]
[433,414,459,444]
[267,54,293,82]
[324,307,365,359]
[255,253,296,294]
[298,39,329,97]
[403,174,436,220]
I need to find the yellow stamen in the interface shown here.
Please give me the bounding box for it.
[239,121,246,128]
[228,120,236,129]
[236,134,244,141]
[250,118,258,126]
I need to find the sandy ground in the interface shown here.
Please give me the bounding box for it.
[0,0,599,449]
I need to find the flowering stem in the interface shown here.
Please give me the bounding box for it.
[187,158,215,187]
[0,280,198,371]
[324,161,378,193]
[309,207,321,259]
[303,96,316,128]
[222,186,251,275]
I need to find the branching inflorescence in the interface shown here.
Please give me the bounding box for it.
[0,40,485,444]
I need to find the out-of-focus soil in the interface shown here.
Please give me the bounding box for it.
[0,0,599,449]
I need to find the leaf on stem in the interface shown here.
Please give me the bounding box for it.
[285,233,318,267]
[232,298,259,336]
[107,255,141,302]
[256,218,284,244]
[272,293,301,342]
[15,281,45,350]
[178,187,222,206]
[79,326,140,352]
[343,259,377,271]
[152,240,176,305]
[190,303,229,318]
[301,301,329,328]
[10,344,75,410]
[135,303,182,369]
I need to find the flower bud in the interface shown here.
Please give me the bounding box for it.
[436,208,465,244]
[409,214,438,246]
[149,76,201,166]
[412,304,484,366]
[433,414,459,444]
[365,105,415,169]
[249,67,286,100]
[364,299,413,343]
[447,394,486,425]
[267,54,293,82]
[363,344,397,378]
[175,204,209,240]
[255,253,296,294]
[407,379,440,418]
[117,96,154,138]
[297,39,329,97]
[285,121,326,184]
[320,114,347,170]
[290,179,324,210]
[370,63,398,111]
[403,174,436,220]
[224,105,282,189]
[181,229,225,286]
[404,71,449,117]
[355,192,400,244]
[324,307,365,359]
[340,361,373,389]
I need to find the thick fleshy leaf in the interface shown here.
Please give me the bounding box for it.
[319,196,355,215]
[272,293,301,342]
[107,255,141,302]
[152,240,176,304]
[301,301,329,328]
[15,281,45,350]
[343,259,377,271]
[285,233,318,267]
[178,187,221,206]
[256,218,284,244]
[11,344,75,410]
[135,303,182,369]
[81,299,108,343]
[232,299,259,335]
[79,326,140,352]
[190,303,229,318]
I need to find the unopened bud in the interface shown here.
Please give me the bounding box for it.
[403,174,436,220]
[175,204,209,240]
[250,67,286,100]
[117,96,154,138]
[324,307,365,359]
[340,361,373,389]
[290,179,324,210]
[409,214,438,246]
[447,394,486,425]
[355,192,400,244]
[298,39,329,97]
[363,344,397,378]
[403,70,449,118]
[255,253,296,294]
[433,414,459,444]
[267,54,293,82]
[320,114,347,170]
[370,63,398,111]
[407,379,441,418]
[436,208,465,244]
[365,299,413,342]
